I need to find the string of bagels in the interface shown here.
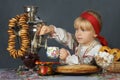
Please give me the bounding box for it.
[7,13,30,59]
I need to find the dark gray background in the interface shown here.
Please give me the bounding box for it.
[0,0,120,68]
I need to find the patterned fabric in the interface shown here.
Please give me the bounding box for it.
[0,69,120,80]
[0,69,21,80]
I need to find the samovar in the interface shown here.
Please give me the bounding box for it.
[21,6,47,69]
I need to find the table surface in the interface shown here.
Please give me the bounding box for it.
[0,69,120,80]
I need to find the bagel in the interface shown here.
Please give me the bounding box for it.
[110,48,120,61]
[99,46,111,53]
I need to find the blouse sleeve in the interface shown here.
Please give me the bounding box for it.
[59,54,79,65]
[50,25,76,50]
[65,55,79,65]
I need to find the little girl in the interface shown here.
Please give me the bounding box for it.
[37,10,111,66]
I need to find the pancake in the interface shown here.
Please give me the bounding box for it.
[56,64,100,74]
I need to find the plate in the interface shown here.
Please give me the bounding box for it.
[55,64,101,74]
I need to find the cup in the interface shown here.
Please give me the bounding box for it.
[46,47,59,59]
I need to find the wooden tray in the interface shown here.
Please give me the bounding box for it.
[55,64,100,74]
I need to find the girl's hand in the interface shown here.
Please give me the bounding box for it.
[59,48,69,60]
[37,24,55,35]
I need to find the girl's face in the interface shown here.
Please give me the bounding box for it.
[75,23,97,46]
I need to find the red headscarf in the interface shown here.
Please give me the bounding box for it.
[80,11,108,46]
